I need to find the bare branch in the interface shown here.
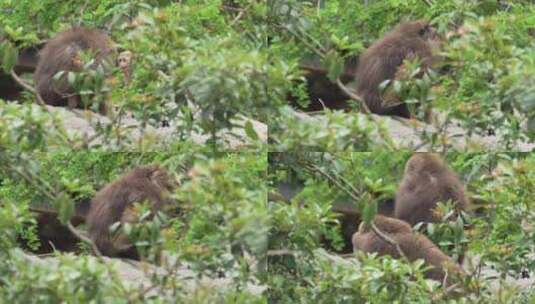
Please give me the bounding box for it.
[10,69,47,107]
[67,221,103,257]
[370,223,408,260]
[267,249,296,257]
[304,163,360,203]
[9,69,74,146]
[336,78,370,114]
[422,0,434,7]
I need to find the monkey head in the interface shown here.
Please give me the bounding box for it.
[117,52,131,74]
[396,20,437,40]
[66,45,84,70]
[117,51,132,69]
[148,164,178,205]
[404,153,445,174]
[116,50,132,83]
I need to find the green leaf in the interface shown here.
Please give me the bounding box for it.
[361,200,377,224]
[244,120,259,141]
[53,193,74,225]
[67,71,76,85]
[323,50,344,83]
[2,42,18,73]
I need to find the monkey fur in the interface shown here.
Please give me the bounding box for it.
[286,56,359,112]
[87,165,177,260]
[34,27,115,114]
[352,215,464,284]
[354,20,440,118]
[394,153,469,226]
[18,199,90,254]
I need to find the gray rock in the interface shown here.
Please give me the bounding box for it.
[1,103,266,150]
[19,251,265,297]
[290,110,534,151]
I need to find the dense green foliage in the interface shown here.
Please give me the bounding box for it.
[268,0,535,150]
[0,151,267,302]
[0,0,275,150]
[268,152,535,303]
[1,0,534,303]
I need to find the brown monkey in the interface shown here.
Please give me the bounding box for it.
[291,56,359,111]
[15,46,40,74]
[20,199,91,254]
[352,215,464,284]
[272,180,396,254]
[394,153,469,226]
[354,20,441,118]
[30,212,81,253]
[34,27,115,114]
[116,50,132,83]
[87,165,177,259]
[332,197,395,253]
[0,44,40,100]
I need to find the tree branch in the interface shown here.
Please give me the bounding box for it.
[67,221,102,257]
[336,78,370,114]
[10,69,47,107]
[370,223,407,260]
[9,69,73,146]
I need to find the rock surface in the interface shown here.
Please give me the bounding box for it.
[20,251,265,297]
[1,103,266,150]
[290,110,535,151]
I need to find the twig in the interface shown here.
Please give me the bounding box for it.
[304,164,359,203]
[336,78,370,114]
[279,24,325,58]
[327,163,363,199]
[10,69,47,107]
[370,223,407,260]
[10,69,73,146]
[230,10,245,26]
[422,0,433,7]
[336,78,395,143]
[28,206,58,216]
[7,165,56,199]
[316,98,327,110]
[67,221,103,257]
[267,249,296,257]
[77,0,91,26]
[36,253,56,258]
[48,240,57,252]
[10,161,101,257]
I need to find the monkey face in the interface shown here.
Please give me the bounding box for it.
[150,168,177,194]
[63,44,84,70]
[72,54,83,69]
[117,51,132,70]
[418,22,443,52]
